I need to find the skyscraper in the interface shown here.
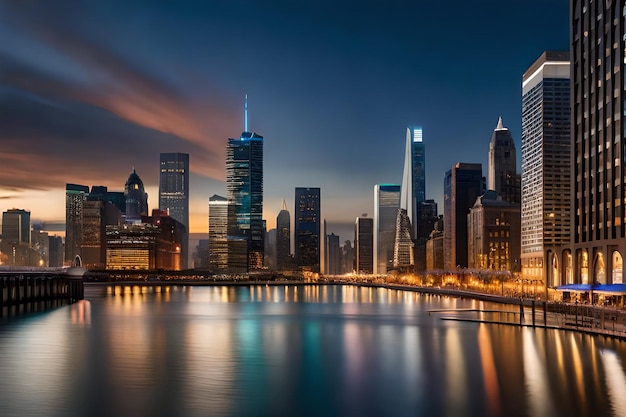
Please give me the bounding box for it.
[393,127,424,268]
[355,217,374,274]
[2,209,30,246]
[570,1,625,286]
[326,233,341,275]
[159,153,189,268]
[276,199,291,270]
[226,98,264,272]
[521,51,570,284]
[443,163,483,270]
[65,183,90,262]
[374,184,400,274]
[295,187,320,272]
[488,117,520,204]
[209,194,228,272]
[124,168,148,223]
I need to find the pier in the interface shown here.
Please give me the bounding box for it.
[0,267,85,317]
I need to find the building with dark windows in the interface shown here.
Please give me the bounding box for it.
[124,168,148,224]
[326,233,341,275]
[355,217,374,274]
[488,117,521,204]
[49,235,64,267]
[2,209,31,246]
[81,198,121,269]
[374,184,400,274]
[226,130,264,272]
[159,153,189,268]
[209,194,228,272]
[65,183,90,262]
[569,2,626,287]
[444,163,484,269]
[521,51,571,284]
[276,199,291,270]
[295,187,321,272]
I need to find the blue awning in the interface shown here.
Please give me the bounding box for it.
[556,283,626,294]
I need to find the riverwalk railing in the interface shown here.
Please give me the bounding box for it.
[0,269,84,317]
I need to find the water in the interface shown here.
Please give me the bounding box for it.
[0,284,625,417]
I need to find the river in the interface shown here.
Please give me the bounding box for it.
[0,284,625,417]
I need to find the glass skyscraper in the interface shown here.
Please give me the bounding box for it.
[374,184,400,274]
[209,194,228,272]
[276,199,291,271]
[521,51,570,284]
[226,132,264,272]
[295,187,320,272]
[159,153,189,268]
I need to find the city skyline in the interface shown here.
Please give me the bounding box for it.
[0,1,569,240]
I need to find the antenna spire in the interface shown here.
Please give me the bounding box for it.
[244,94,248,132]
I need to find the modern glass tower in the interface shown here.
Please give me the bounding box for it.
[571,1,626,285]
[2,209,30,246]
[276,199,291,271]
[209,194,228,272]
[65,183,90,262]
[443,163,483,270]
[374,184,400,274]
[355,217,374,274]
[159,153,189,268]
[521,51,570,284]
[294,187,320,272]
[226,98,264,272]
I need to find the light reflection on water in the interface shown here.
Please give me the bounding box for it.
[0,285,625,416]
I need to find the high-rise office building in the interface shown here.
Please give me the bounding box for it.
[276,199,291,270]
[443,163,483,269]
[2,209,31,246]
[521,51,570,284]
[209,194,228,272]
[65,183,90,262]
[124,168,148,223]
[374,184,400,274]
[488,117,521,204]
[226,132,264,272]
[355,217,374,274]
[393,127,424,268]
[49,235,64,267]
[159,153,189,268]
[295,187,321,272]
[326,233,341,275]
[570,1,626,285]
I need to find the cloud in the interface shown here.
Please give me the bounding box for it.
[0,1,239,188]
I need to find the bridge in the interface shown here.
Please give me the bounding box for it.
[0,257,86,317]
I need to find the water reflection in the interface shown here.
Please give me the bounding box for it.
[0,285,625,417]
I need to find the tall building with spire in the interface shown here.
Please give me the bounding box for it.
[159,153,189,268]
[124,168,148,223]
[226,96,264,272]
[276,199,291,270]
[393,126,424,269]
[488,117,520,204]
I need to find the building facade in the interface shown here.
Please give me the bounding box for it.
[568,1,626,286]
[159,153,189,268]
[209,194,228,272]
[488,117,521,204]
[65,184,90,262]
[467,190,521,271]
[355,217,374,274]
[521,51,571,284]
[444,163,484,269]
[374,184,400,274]
[226,132,264,272]
[124,169,149,224]
[295,187,321,272]
[276,199,291,270]
[2,209,30,246]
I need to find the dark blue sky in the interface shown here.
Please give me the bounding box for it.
[0,0,570,238]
